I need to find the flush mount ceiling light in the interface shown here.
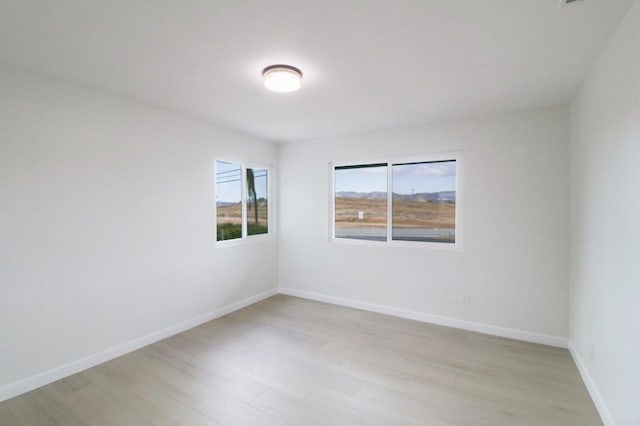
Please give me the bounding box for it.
[262,64,303,93]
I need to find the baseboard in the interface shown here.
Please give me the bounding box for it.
[0,287,278,402]
[279,287,568,348]
[568,341,612,425]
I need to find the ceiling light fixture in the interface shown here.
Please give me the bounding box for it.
[262,64,303,93]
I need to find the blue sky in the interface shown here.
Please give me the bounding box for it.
[216,161,267,203]
[335,161,456,194]
[216,160,455,202]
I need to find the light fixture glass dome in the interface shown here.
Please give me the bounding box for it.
[263,65,302,93]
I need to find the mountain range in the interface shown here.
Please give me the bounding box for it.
[336,191,456,202]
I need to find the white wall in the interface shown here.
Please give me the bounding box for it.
[278,105,570,342]
[569,0,640,423]
[0,65,278,396]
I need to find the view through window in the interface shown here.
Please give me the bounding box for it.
[333,159,457,244]
[216,161,243,241]
[334,164,387,241]
[246,168,268,236]
[392,160,456,243]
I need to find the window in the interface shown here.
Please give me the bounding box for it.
[332,155,460,247]
[334,164,387,241]
[392,160,456,243]
[246,168,268,236]
[216,161,243,241]
[216,160,270,242]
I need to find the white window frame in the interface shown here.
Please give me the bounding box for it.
[215,159,273,247]
[329,151,463,251]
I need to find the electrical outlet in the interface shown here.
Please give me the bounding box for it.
[462,294,472,305]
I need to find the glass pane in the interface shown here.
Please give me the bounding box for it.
[334,164,387,241]
[216,160,242,241]
[392,160,456,243]
[246,168,268,236]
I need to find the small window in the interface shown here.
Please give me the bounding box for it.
[246,168,268,236]
[216,160,270,243]
[331,155,460,247]
[216,161,243,241]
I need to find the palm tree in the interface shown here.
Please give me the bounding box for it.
[247,168,258,225]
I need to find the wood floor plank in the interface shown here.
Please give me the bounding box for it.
[140,342,269,402]
[0,402,25,426]
[4,387,87,426]
[81,365,222,426]
[0,294,602,425]
[111,350,286,426]
[45,382,151,426]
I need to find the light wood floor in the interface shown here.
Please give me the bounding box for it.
[1,295,601,425]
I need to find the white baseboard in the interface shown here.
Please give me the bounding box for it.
[568,341,612,426]
[279,287,568,348]
[0,287,278,403]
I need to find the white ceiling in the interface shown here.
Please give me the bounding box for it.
[0,0,633,142]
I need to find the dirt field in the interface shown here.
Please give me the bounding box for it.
[217,198,454,230]
[335,197,455,229]
[216,200,268,226]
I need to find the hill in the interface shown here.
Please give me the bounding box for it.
[335,190,455,203]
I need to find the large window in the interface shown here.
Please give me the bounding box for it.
[216,160,269,242]
[332,155,459,246]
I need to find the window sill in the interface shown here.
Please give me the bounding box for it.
[216,234,274,248]
[329,236,462,251]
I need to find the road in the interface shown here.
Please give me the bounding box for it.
[335,227,455,243]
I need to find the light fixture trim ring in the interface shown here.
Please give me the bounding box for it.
[262,64,303,78]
